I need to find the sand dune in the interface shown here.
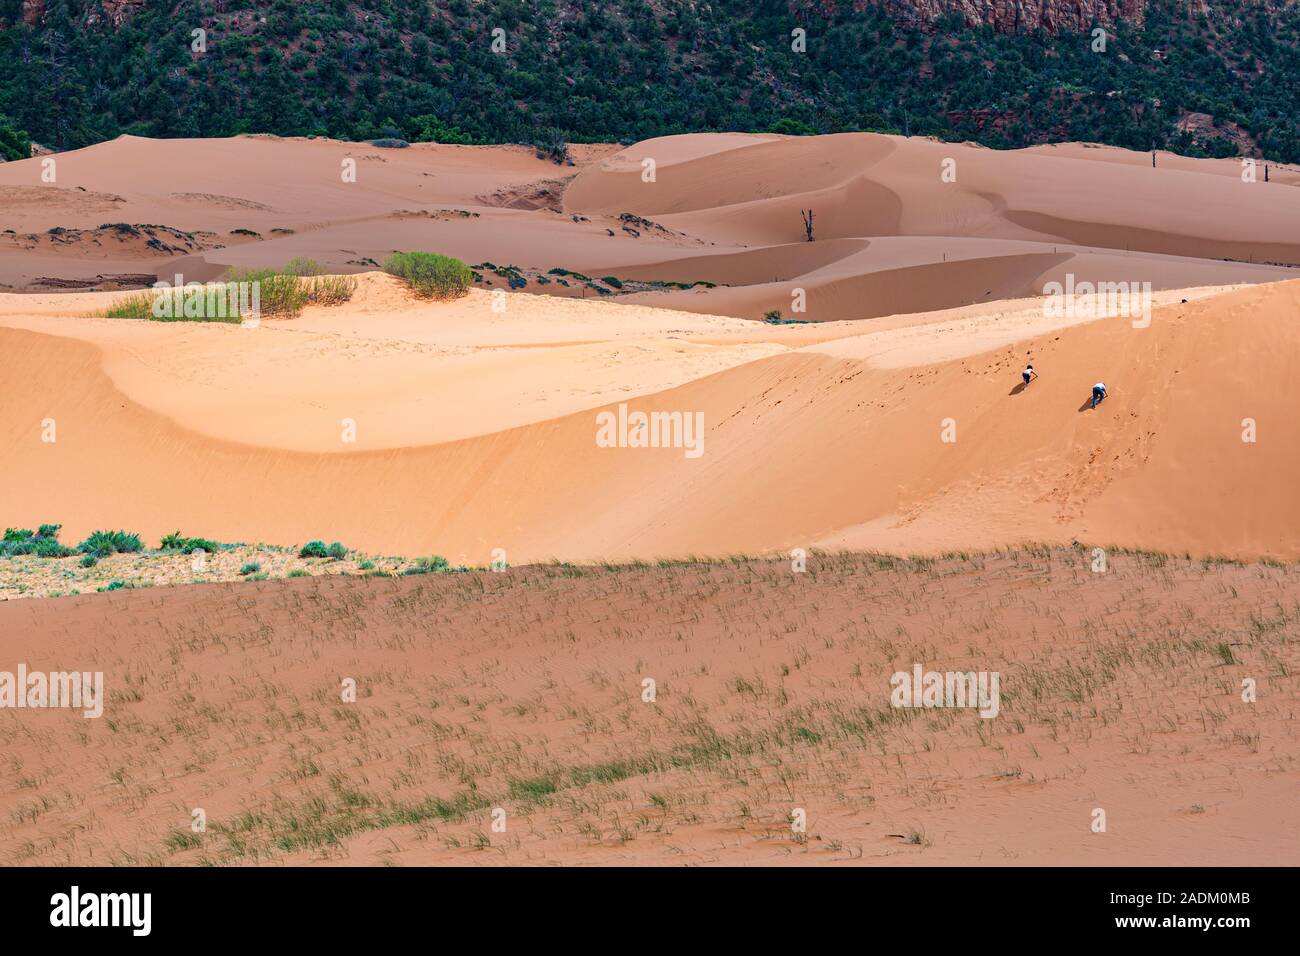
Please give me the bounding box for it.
[3,132,1296,322]
[2,274,1297,564]
[3,130,1298,872]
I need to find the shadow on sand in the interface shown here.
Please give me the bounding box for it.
[1008,381,1028,396]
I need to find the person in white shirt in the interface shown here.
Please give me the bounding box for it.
[1022,364,1038,387]
[1091,382,1107,408]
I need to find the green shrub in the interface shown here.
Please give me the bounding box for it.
[160,531,222,553]
[283,257,326,276]
[305,273,357,306]
[77,530,144,558]
[0,114,30,163]
[104,293,156,320]
[1,524,73,558]
[224,267,310,317]
[239,561,261,575]
[600,275,624,289]
[299,540,348,560]
[383,252,473,300]
[402,554,450,575]
[106,285,246,324]
[287,569,310,578]
[79,554,97,568]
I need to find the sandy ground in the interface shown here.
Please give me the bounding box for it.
[3,131,1298,869]
[0,548,1294,866]
[1,132,1296,321]
[2,273,1297,564]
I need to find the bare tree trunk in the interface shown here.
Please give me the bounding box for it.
[801,209,814,242]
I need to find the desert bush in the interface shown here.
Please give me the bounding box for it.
[224,267,310,317]
[305,273,358,306]
[239,562,261,575]
[159,531,223,553]
[1,524,73,558]
[77,529,144,557]
[402,555,450,575]
[383,252,473,300]
[299,540,348,560]
[283,257,326,276]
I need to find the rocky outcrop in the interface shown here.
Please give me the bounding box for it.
[810,0,1150,33]
[21,0,45,27]
[88,0,149,27]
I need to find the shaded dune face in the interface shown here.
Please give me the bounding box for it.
[2,132,1297,319]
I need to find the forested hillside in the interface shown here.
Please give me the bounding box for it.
[2,0,1298,161]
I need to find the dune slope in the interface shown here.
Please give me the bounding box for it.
[2,278,1297,564]
[3,132,1297,322]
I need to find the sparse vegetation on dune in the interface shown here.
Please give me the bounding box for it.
[383,252,474,300]
[159,531,226,554]
[5,528,1300,601]
[75,529,143,558]
[1,525,73,559]
[0,528,470,598]
[100,262,357,323]
[298,540,349,560]
[1,544,1294,865]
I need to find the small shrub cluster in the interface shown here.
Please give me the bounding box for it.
[383,252,473,300]
[224,267,310,317]
[1,525,73,558]
[77,529,144,558]
[299,540,348,560]
[401,555,450,575]
[160,531,224,553]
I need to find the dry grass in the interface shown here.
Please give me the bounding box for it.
[0,546,1295,866]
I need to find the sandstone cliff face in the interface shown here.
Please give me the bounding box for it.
[89,0,149,27]
[864,0,1147,33]
[22,0,45,28]
[20,0,146,28]
[787,0,1160,34]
